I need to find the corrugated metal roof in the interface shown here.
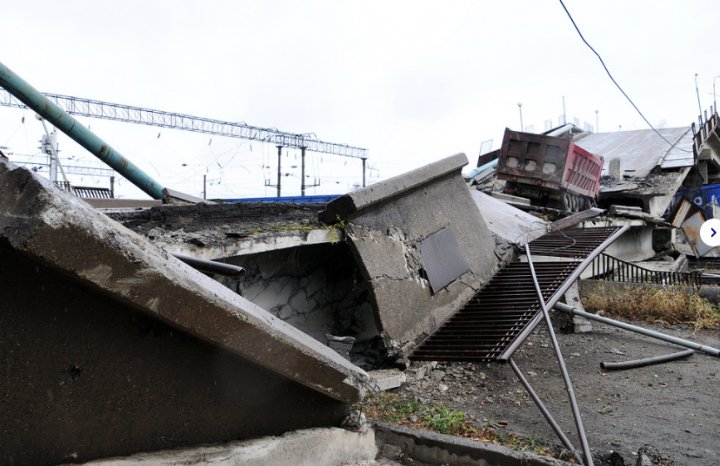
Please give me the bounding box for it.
[576,127,693,178]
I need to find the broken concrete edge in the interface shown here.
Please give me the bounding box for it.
[72,427,378,466]
[0,161,369,403]
[163,186,216,205]
[163,228,344,260]
[373,423,574,466]
[320,153,469,224]
[74,423,573,466]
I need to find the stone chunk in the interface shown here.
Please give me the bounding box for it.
[368,369,407,391]
[326,335,356,359]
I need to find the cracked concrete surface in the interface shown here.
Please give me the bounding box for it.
[323,154,501,354]
[0,159,371,464]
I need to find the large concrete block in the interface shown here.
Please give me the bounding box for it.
[322,154,499,352]
[0,245,349,465]
[0,160,370,463]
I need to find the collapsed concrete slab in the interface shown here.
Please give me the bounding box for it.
[110,203,379,366]
[321,154,499,354]
[471,191,547,245]
[0,160,368,465]
[79,427,379,466]
[105,201,338,258]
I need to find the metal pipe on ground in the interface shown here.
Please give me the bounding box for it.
[554,302,720,358]
[0,61,165,200]
[171,253,245,278]
[600,349,695,371]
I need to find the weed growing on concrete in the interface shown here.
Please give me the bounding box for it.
[583,285,720,330]
[358,392,555,457]
[323,216,347,244]
[423,404,468,435]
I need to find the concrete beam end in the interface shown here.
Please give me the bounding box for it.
[320,153,468,224]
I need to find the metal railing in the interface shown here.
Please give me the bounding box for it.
[691,109,719,158]
[590,253,701,288]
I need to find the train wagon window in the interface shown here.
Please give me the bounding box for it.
[506,156,519,168]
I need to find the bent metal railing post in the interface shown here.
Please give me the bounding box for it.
[524,243,594,466]
[508,358,584,463]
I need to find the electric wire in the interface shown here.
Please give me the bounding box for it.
[557,0,692,153]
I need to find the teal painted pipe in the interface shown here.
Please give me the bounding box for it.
[0,61,165,199]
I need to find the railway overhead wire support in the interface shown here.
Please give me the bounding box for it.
[0,89,369,196]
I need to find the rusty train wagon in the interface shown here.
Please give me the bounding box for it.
[496,129,603,211]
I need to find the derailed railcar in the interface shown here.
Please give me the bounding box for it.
[496,128,603,211]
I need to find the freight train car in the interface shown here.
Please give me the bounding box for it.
[496,128,603,211]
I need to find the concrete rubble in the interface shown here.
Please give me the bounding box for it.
[0,158,369,465]
[0,150,557,465]
[3,108,720,466]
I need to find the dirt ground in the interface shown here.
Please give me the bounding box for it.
[398,318,720,465]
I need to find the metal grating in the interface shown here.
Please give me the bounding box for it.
[527,226,622,258]
[411,261,579,362]
[73,186,113,199]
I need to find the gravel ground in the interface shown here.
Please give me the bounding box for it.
[399,319,720,465]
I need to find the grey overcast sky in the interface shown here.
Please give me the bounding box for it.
[0,1,717,199]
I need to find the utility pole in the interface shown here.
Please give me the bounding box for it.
[695,73,703,117]
[38,121,68,185]
[562,96,566,125]
[517,102,524,131]
[595,110,599,133]
[714,75,719,115]
[362,158,367,187]
[203,174,207,200]
[276,145,282,198]
[300,146,306,196]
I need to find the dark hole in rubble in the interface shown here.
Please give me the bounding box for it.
[209,242,387,369]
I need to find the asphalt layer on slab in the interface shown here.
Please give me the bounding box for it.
[400,320,720,465]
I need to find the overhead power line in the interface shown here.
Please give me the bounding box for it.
[557,0,692,153]
[0,89,368,159]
